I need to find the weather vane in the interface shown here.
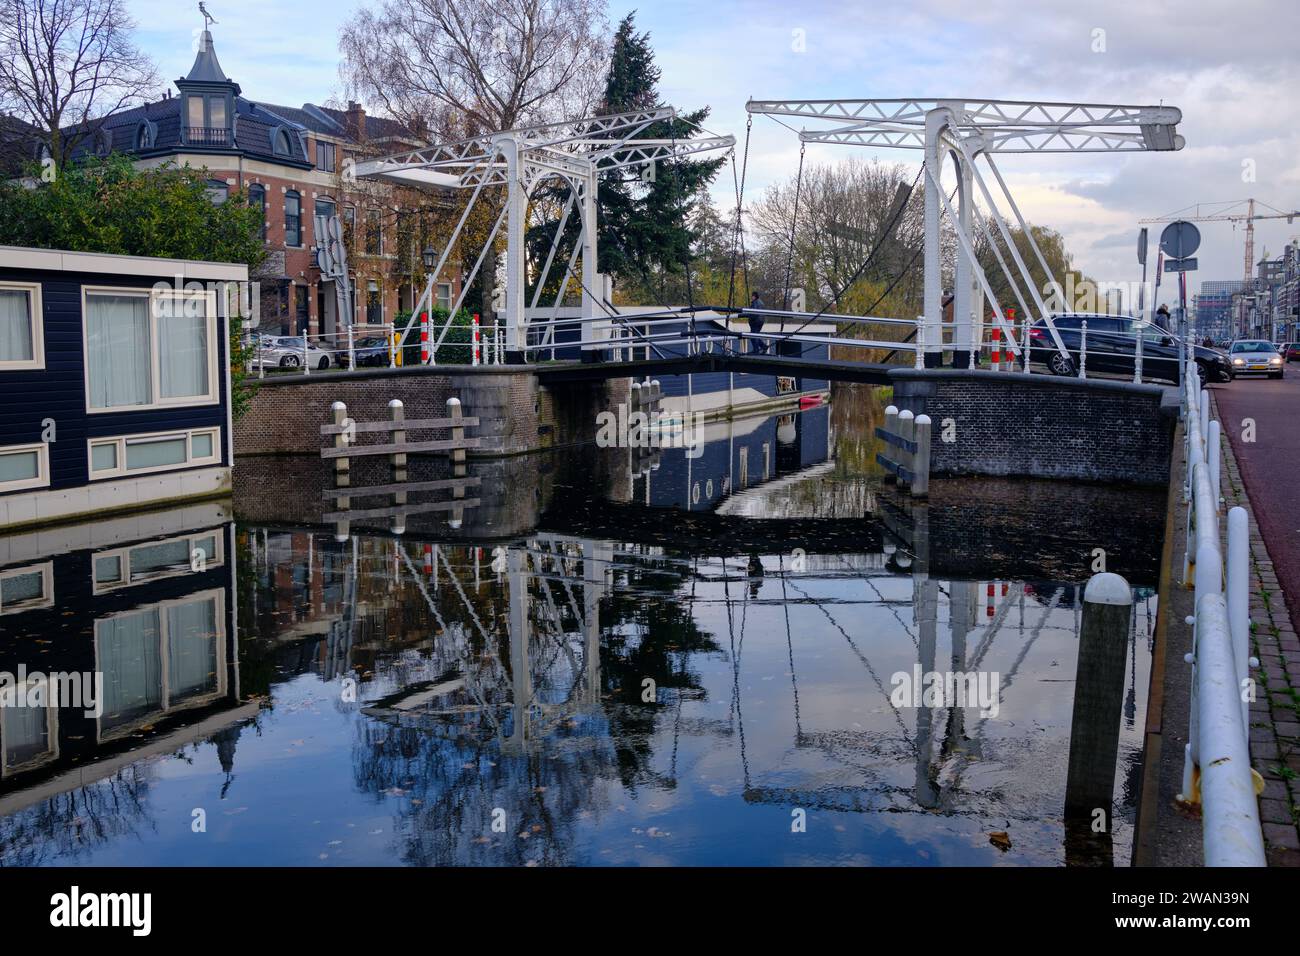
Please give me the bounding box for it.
[199,2,217,29]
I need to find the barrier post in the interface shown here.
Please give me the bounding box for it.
[473,313,481,366]
[448,397,466,467]
[389,399,407,501]
[1134,324,1145,383]
[420,311,430,364]
[913,318,925,370]
[1078,319,1088,379]
[912,414,931,497]
[898,409,915,484]
[331,401,350,510]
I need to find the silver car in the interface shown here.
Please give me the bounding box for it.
[250,334,334,370]
[1227,339,1284,380]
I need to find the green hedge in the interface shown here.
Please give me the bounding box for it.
[394,306,496,365]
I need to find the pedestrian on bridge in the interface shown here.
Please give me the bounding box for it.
[748,291,767,354]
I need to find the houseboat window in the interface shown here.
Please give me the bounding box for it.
[86,293,152,408]
[91,442,117,472]
[191,432,214,459]
[87,427,220,481]
[159,309,210,399]
[85,290,217,411]
[0,563,53,614]
[285,191,302,247]
[94,555,123,585]
[0,283,43,368]
[0,443,48,492]
[168,599,220,702]
[125,435,188,470]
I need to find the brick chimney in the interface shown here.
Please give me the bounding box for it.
[345,100,366,140]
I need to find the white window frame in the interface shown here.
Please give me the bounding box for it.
[0,441,50,493]
[0,281,44,371]
[93,588,227,742]
[92,528,225,594]
[0,672,59,778]
[87,426,221,481]
[81,286,220,414]
[0,561,54,614]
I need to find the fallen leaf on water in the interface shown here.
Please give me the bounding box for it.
[989,831,1012,852]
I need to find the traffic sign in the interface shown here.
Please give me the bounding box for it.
[1137,227,1148,266]
[1159,220,1201,260]
[1164,257,1197,273]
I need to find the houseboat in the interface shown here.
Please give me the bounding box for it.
[0,246,242,530]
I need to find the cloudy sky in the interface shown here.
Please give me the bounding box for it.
[129,0,1299,304]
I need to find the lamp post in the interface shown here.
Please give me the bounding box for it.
[422,246,436,271]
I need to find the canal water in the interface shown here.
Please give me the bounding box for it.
[0,385,1165,866]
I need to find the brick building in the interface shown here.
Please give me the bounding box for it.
[67,25,462,340]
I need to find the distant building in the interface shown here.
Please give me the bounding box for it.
[1193,280,1243,340]
[62,23,462,340]
[1228,244,1300,340]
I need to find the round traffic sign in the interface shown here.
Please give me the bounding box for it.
[1160,220,1201,260]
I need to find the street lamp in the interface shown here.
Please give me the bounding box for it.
[422,246,436,270]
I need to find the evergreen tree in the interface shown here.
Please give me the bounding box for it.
[596,12,724,300]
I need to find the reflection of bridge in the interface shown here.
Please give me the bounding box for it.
[256,507,1152,863]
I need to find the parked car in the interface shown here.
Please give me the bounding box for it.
[1025,313,1232,384]
[252,335,334,370]
[1283,342,1300,363]
[334,336,394,369]
[1226,339,1284,379]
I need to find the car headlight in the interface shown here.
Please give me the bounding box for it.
[1232,357,1244,365]
[1270,356,1283,364]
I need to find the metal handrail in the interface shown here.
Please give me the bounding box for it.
[1178,352,1266,866]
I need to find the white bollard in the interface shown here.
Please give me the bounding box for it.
[898,409,915,483]
[1226,507,1254,735]
[1208,420,1221,512]
[912,414,931,497]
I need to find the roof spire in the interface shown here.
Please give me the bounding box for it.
[185,4,230,84]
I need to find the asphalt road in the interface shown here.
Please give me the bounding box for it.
[1212,365,1300,631]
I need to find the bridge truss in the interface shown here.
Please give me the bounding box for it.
[746,98,1184,368]
[354,109,734,361]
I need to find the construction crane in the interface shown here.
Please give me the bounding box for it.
[1140,199,1299,284]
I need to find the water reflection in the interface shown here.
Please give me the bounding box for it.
[0,386,1164,866]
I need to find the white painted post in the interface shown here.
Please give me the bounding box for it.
[913,317,925,370]
[347,323,356,372]
[1021,313,1032,376]
[387,323,396,368]
[912,414,931,497]
[1078,319,1088,379]
[448,396,466,468]
[1134,324,1145,384]
[898,409,915,485]
[1226,507,1253,736]
[1208,420,1222,512]
[331,401,349,510]
[883,404,899,484]
[302,335,310,376]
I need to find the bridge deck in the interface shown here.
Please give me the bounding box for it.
[533,351,896,385]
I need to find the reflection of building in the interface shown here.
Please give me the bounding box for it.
[0,247,237,528]
[0,503,252,815]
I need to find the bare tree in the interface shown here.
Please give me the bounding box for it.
[339,0,609,320]
[0,0,158,167]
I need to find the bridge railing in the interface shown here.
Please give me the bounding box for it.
[1177,358,1266,866]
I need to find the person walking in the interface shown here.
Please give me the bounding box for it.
[748,291,767,354]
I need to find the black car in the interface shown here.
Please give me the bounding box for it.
[334,336,394,369]
[1025,313,1232,384]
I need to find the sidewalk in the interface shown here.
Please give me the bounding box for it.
[1212,392,1300,866]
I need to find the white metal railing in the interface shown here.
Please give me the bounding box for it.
[1177,351,1265,866]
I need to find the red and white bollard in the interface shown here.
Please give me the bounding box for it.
[991,326,1003,370]
[420,311,429,364]
[472,313,481,366]
[423,543,433,576]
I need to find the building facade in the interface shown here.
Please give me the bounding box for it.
[69,26,462,342]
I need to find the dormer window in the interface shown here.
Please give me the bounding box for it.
[94,129,112,157]
[273,128,294,157]
[136,122,155,150]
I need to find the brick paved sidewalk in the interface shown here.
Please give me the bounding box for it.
[1213,395,1300,866]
